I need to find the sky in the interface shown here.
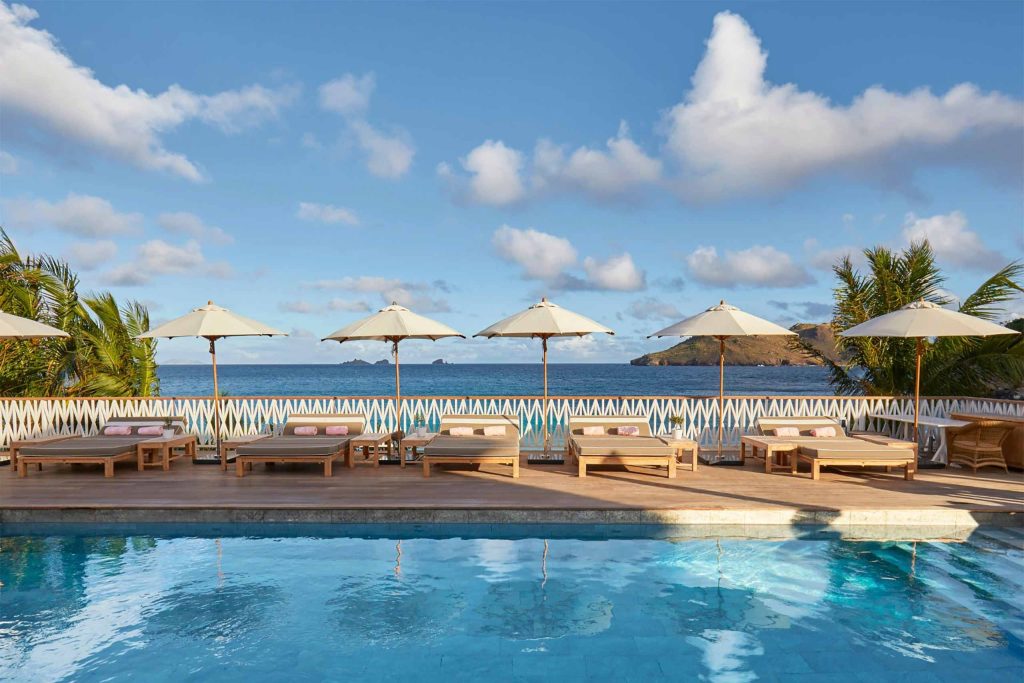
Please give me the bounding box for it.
[1,1,1022,364]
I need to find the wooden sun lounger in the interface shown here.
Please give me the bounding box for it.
[233,413,366,477]
[16,416,187,478]
[567,416,676,478]
[756,416,916,481]
[422,415,520,478]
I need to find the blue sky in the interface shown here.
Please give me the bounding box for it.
[1,1,1022,364]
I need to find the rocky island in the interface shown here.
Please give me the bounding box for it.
[630,323,844,366]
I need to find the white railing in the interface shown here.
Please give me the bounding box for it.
[2,395,1020,454]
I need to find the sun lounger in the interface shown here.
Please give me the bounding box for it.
[567,416,676,478]
[422,415,520,478]
[756,416,916,480]
[233,413,366,477]
[17,416,186,478]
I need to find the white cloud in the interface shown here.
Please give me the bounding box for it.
[3,193,143,237]
[768,300,832,322]
[625,297,684,321]
[349,120,414,179]
[305,276,449,312]
[664,12,1024,200]
[66,240,117,270]
[581,253,646,291]
[441,140,526,206]
[278,300,315,314]
[901,211,1001,269]
[0,150,17,174]
[686,245,814,288]
[803,238,864,271]
[103,239,230,286]
[0,3,297,181]
[319,73,375,116]
[492,225,577,280]
[327,298,372,312]
[296,202,359,226]
[278,298,372,315]
[157,211,233,245]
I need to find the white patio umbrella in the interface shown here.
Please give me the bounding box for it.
[839,300,1019,441]
[476,298,614,451]
[0,309,70,340]
[138,301,287,451]
[649,301,796,457]
[321,303,463,440]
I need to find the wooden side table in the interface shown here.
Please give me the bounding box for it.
[137,435,197,471]
[9,435,74,474]
[348,432,395,468]
[398,432,436,468]
[659,436,700,472]
[220,434,271,471]
[740,436,799,473]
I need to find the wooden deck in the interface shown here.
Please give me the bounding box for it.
[2,454,1021,526]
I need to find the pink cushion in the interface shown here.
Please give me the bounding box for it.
[810,427,837,438]
[293,426,318,436]
[104,426,132,436]
[449,427,474,436]
[483,425,506,437]
[616,426,640,436]
[582,426,604,436]
[774,427,800,437]
[137,426,163,436]
[325,425,349,436]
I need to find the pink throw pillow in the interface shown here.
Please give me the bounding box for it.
[810,427,837,438]
[104,426,132,436]
[325,426,349,436]
[293,426,318,436]
[483,425,506,437]
[449,427,474,436]
[138,426,163,436]
[616,426,640,436]
[581,426,604,436]
[774,427,800,437]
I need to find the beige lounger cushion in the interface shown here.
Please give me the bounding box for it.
[19,436,150,458]
[425,415,521,458]
[798,440,913,460]
[282,413,367,436]
[757,416,843,437]
[571,435,673,457]
[567,416,653,437]
[236,436,349,457]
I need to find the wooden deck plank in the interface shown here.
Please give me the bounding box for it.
[1,455,1021,513]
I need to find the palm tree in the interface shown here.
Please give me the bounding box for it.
[0,229,159,397]
[813,241,1023,397]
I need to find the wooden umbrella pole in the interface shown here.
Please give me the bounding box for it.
[718,337,726,456]
[208,336,222,455]
[542,336,549,453]
[913,338,922,443]
[393,340,402,439]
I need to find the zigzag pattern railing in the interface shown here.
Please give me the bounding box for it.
[2,395,1020,453]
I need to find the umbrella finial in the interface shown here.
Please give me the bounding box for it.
[208,300,213,305]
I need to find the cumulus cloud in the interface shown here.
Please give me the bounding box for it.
[103,239,231,286]
[686,244,814,288]
[3,193,142,237]
[492,225,646,292]
[625,297,684,321]
[901,211,1001,269]
[157,211,233,245]
[278,300,315,314]
[317,72,414,179]
[305,275,449,312]
[296,201,359,226]
[0,150,17,174]
[278,298,371,315]
[66,239,117,270]
[441,11,1022,206]
[803,238,865,271]
[326,298,372,312]
[0,3,298,181]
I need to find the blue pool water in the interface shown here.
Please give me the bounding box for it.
[1,525,1022,682]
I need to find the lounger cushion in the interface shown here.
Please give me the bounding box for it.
[449,427,474,436]
[236,436,349,457]
[571,435,673,457]
[424,435,519,458]
[798,440,913,460]
[19,436,149,458]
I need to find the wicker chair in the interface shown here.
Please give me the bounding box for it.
[949,420,1012,473]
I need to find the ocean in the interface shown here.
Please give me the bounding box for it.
[157,364,833,397]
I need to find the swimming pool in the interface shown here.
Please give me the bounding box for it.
[1,524,1021,682]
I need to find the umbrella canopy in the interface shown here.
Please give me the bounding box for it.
[476,298,614,451]
[650,301,796,457]
[138,301,287,461]
[839,300,1019,446]
[322,303,463,454]
[0,310,70,339]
